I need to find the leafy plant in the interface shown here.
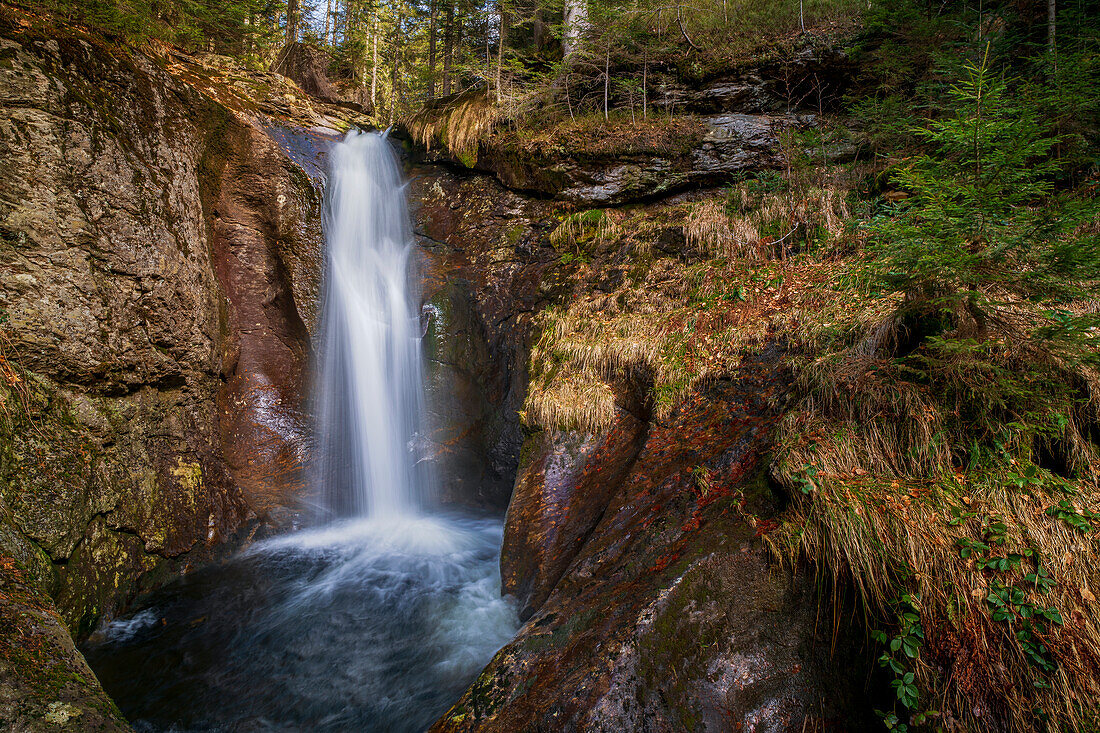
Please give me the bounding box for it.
[872,593,932,731]
[1046,500,1100,534]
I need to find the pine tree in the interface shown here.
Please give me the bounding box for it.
[870,47,1100,355]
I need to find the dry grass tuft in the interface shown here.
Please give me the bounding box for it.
[404,90,501,160]
[685,179,852,261]
[522,239,865,433]
[685,199,763,259]
[523,347,617,432]
[769,302,1100,731]
[768,469,1100,731]
[549,209,622,251]
[520,178,879,435]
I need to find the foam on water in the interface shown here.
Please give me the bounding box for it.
[85,513,515,732]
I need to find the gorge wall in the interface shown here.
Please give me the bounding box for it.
[0,10,361,727]
[410,158,877,731]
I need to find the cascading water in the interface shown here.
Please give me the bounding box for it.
[82,132,518,732]
[315,131,429,518]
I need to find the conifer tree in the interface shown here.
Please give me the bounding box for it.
[870,47,1100,355]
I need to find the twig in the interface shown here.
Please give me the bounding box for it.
[676,6,701,51]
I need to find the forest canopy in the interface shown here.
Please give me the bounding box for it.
[17,0,1098,149]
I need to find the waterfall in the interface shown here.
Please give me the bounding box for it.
[85,128,519,733]
[315,130,430,518]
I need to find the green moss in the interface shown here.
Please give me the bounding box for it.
[455,148,477,168]
[516,431,546,473]
[636,563,722,730]
[505,223,526,246]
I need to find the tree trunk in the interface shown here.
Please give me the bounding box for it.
[496,0,509,100]
[443,3,455,95]
[1047,0,1056,58]
[429,0,438,98]
[285,0,300,45]
[603,39,609,120]
[324,0,332,44]
[371,16,378,109]
[390,7,403,124]
[532,5,546,50]
[563,0,588,60]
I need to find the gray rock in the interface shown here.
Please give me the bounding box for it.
[0,20,347,636]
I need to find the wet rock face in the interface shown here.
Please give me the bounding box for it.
[422,279,509,507]
[207,121,321,521]
[410,165,560,509]
[435,349,873,731]
[0,17,328,634]
[501,414,647,620]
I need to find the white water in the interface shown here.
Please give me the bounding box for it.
[315,130,430,518]
[83,131,518,732]
[84,515,516,732]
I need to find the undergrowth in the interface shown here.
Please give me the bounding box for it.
[523,176,866,433]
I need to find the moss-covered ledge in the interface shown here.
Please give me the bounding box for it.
[0,554,130,732]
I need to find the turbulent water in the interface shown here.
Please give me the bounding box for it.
[84,131,518,732]
[83,516,514,732]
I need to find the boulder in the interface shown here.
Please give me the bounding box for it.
[0,555,130,732]
[404,44,856,207]
[416,114,811,207]
[271,42,366,111]
[433,348,874,731]
[652,46,855,114]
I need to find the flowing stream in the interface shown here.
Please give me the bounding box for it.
[83,131,518,732]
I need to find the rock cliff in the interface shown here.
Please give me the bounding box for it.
[0,8,362,727]
[410,163,876,730]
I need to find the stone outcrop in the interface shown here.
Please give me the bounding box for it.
[476,114,809,206]
[271,42,370,113]
[650,46,854,114]
[405,44,854,207]
[409,164,875,730]
[432,350,872,731]
[0,10,363,718]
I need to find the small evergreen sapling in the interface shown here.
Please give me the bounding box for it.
[869,46,1100,358]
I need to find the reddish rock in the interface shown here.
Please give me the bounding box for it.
[206,122,321,518]
[501,412,647,619]
[434,348,872,732]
